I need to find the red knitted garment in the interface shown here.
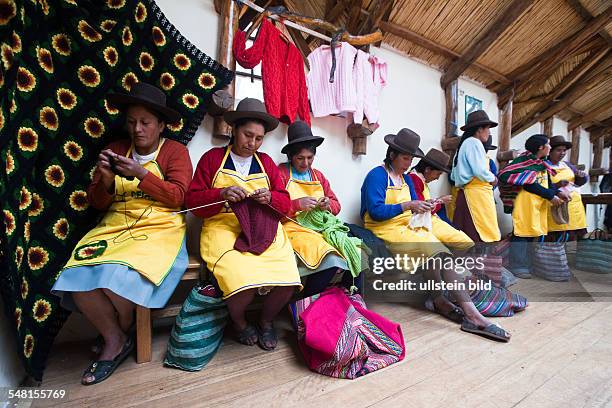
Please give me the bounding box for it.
[233,19,311,125]
[230,198,283,255]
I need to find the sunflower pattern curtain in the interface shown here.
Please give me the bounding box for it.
[0,0,233,380]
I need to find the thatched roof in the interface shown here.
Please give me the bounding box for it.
[233,0,611,147]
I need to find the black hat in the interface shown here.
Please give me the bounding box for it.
[525,134,549,154]
[461,110,498,131]
[281,120,324,154]
[223,98,279,133]
[384,128,424,158]
[550,135,572,149]
[107,82,181,123]
[484,135,498,151]
[420,148,451,173]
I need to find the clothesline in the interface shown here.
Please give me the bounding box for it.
[236,0,332,42]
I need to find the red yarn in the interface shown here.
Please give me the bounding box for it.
[233,19,311,125]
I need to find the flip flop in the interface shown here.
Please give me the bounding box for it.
[235,324,258,346]
[425,296,465,324]
[461,320,510,342]
[256,323,277,351]
[82,337,134,386]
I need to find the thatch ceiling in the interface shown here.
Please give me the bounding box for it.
[234,0,611,147]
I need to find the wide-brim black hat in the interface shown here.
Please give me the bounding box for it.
[107,82,181,123]
[484,135,498,151]
[281,120,324,154]
[224,98,279,133]
[550,135,572,149]
[461,109,498,131]
[384,128,424,158]
[420,148,451,173]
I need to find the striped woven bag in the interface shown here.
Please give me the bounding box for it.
[532,237,571,282]
[164,285,228,371]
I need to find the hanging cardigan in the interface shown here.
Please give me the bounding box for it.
[233,19,311,125]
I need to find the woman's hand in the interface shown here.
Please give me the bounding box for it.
[556,190,571,201]
[251,188,271,205]
[298,196,319,211]
[316,197,331,211]
[110,154,149,180]
[401,200,434,214]
[437,195,452,205]
[221,186,249,202]
[97,150,115,182]
[490,177,498,186]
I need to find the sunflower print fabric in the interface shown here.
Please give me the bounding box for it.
[0,0,233,380]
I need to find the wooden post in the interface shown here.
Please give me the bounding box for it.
[214,0,239,139]
[136,306,151,363]
[543,117,553,137]
[570,126,581,165]
[497,99,515,168]
[443,80,458,158]
[591,134,605,181]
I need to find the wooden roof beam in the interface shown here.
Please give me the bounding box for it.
[568,98,612,130]
[512,64,611,135]
[440,0,535,88]
[379,21,511,85]
[566,0,612,46]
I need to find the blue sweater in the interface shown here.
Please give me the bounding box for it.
[360,166,418,221]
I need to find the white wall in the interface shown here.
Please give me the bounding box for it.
[0,298,25,387]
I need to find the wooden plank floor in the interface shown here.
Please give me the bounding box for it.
[35,269,611,408]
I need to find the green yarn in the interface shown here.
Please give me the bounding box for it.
[296,208,365,278]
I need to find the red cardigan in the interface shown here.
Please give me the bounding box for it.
[408,172,442,214]
[233,19,310,125]
[88,138,192,210]
[185,147,291,218]
[277,163,341,217]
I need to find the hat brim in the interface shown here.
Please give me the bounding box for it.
[485,144,498,151]
[384,134,425,158]
[223,110,279,133]
[281,135,324,154]
[106,93,181,123]
[460,119,498,131]
[420,157,451,173]
[551,141,573,149]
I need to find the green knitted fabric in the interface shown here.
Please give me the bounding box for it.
[295,209,363,278]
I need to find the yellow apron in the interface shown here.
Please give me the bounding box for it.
[200,147,301,299]
[461,173,501,242]
[63,140,186,285]
[513,170,549,237]
[283,165,342,269]
[418,175,473,251]
[547,163,587,232]
[364,167,448,258]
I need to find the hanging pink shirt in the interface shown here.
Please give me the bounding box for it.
[353,50,387,126]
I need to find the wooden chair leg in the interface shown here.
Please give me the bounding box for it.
[136,306,152,363]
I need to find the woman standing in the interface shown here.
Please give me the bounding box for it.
[185,98,301,351]
[53,83,192,384]
[450,110,501,243]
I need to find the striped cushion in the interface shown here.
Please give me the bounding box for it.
[164,286,228,371]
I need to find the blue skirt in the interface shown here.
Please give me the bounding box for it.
[52,239,188,311]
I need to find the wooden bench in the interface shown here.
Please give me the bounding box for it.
[135,254,204,363]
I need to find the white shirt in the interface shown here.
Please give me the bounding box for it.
[132,139,162,165]
[229,150,253,177]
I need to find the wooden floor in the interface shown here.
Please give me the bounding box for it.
[35,268,611,408]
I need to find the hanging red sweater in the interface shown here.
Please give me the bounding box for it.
[233,19,311,125]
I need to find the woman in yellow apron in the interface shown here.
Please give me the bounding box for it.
[52,83,192,385]
[499,135,570,278]
[277,121,355,296]
[409,148,473,251]
[185,98,301,351]
[449,110,501,243]
[361,128,510,342]
[546,135,588,240]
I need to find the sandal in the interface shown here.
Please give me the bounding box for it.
[81,337,134,385]
[256,323,277,351]
[235,324,258,346]
[461,320,510,342]
[425,296,465,324]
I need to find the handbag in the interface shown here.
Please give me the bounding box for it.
[551,201,569,225]
[289,287,405,379]
[466,276,528,317]
[532,236,571,281]
[164,284,228,371]
[576,229,612,274]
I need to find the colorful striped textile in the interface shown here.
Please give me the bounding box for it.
[164,285,228,371]
[498,152,556,213]
[469,276,528,317]
[294,287,405,379]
